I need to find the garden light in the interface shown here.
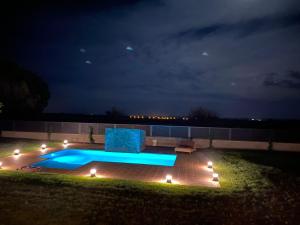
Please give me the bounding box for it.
[212,173,219,182]
[14,149,20,155]
[207,161,213,169]
[166,174,172,183]
[63,140,69,148]
[90,168,97,177]
[40,144,47,153]
[0,161,2,169]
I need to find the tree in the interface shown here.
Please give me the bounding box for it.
[0,60,50,115]
[105,106,126,119]
[189,107,218,120]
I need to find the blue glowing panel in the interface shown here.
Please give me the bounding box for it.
[31,149,176,169]
[105,128,145,153]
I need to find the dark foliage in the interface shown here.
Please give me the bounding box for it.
[0,60,50,115]
[189,106,218,120]
[105,106,126,119]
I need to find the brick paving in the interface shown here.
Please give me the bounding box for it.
[0,143,219,187]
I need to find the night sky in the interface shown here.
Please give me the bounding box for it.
[1,0,300,119]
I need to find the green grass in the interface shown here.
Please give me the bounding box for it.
[0,139,299,225]
[0,170,214,196]
[0,139,272,194]
[0,138,61,157]
[205,150,272,192]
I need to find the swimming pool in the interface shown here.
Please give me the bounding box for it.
[31,149,177,170]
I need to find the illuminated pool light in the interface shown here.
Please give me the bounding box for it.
[166,174,172,183]
[212,173,219,182]
[90,168,97,177]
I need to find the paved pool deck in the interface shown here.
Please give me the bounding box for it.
[0,143,219,187]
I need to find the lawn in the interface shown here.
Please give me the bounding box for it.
[0,138,61,157]
[0,139,299,225]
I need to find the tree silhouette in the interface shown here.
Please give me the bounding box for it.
[105,106,126,119]
[0,60,50,115]
[189,107,218,120]
[0,102,3,113]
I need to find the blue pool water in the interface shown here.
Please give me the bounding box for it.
[31,149,177,170]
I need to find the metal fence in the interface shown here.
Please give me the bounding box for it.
[1,120,300,143]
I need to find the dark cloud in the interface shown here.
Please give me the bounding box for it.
[172,12,300,41]
[289,70,300,80]
[1,0,300,118]
[263,71,300,89]
[1,0,157,13]
[175,24,222,40]
[235,13,300,38]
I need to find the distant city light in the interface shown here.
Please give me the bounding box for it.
[129,115,177,120]
[250,118,262,122]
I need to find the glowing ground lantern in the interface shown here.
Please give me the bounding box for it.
[14,149,20,155]
[166,174,172,183]
[212,173,219,182]
[207,161,213,169]
[63,140,69,148]
[90,168,97,177]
